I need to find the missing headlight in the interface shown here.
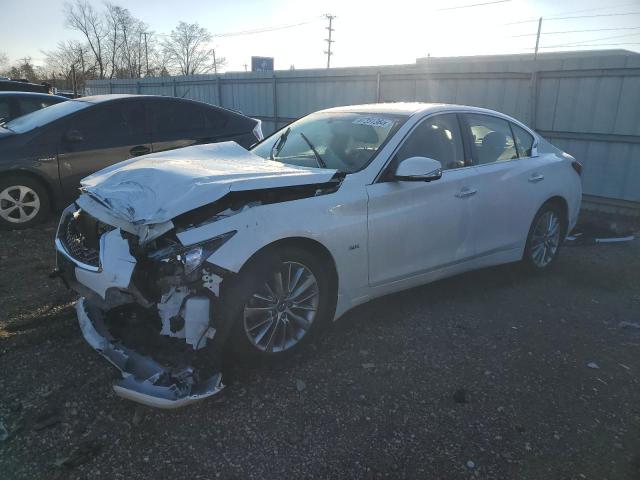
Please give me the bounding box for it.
[148,231,236,274]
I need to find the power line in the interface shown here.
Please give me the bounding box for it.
[505,11,640,25]
[437,0,510,11]
[541,32,640,49]
[502,1,640,25]
[212,18,320,38]
[538,42,640,49]
[512,26,640,37]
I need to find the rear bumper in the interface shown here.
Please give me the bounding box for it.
[76,298,224,409]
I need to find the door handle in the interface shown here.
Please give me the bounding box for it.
[130,145,150,156]
[528,173,544,183]
[455,187,477,198]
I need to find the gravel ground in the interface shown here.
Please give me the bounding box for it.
[1,219,639,480]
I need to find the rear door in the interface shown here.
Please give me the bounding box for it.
[149,99,220,153]
[366,113,478,286]
[58,100,151,199]
[460,113,542,256]
[149,99,258,152]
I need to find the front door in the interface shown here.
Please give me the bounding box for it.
[58,100,151,199]
[366,113,477,286]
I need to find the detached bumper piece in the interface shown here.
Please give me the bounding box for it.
[76,298,224,409]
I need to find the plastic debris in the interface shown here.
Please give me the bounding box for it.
[466,460,475,469]
[587,362,600,369]
[295,379,306,392]
[0,421,8,442]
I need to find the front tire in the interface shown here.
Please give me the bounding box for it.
[523,202,565,272]
[223,245,334,362]
[0,174,50,229]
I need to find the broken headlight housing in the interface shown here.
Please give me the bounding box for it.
[149,231,236,275]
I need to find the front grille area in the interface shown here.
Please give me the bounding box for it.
[59,210,113,268]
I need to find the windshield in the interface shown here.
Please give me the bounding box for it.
[251,112,406,173]
[3,100,91,134]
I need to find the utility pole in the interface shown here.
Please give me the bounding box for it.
[534,17,542,61]
[324,14,335,69]
[143,32,149,76]
[212,48,218,74]
[71,64,77,97]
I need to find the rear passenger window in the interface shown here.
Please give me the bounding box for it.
[511,123,534,157]
[151,101,206,138]
[464,114,517,165]
[396,114,465,170]
[204,107,229,131]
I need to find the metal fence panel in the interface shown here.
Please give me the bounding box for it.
[85,52,640,208]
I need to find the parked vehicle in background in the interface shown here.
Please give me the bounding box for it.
[0,92,67,124]
[0,79,51,94]
[0,94,263,229]
[54,103,583,408]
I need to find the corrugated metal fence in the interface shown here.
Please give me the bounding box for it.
[86,51,640,211]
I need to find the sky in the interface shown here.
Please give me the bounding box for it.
[1,0,639,72]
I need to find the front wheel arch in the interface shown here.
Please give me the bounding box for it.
[235,236,339,300]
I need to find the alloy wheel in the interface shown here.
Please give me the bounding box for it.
[243,260,320,353]
[0,185,41,224]
[530,210,561,268]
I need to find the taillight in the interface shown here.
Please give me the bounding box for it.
[252,120,264,141]
[571,160,583,176]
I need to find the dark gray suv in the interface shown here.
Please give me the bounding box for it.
[0,94,263,229]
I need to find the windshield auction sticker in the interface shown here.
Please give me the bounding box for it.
[352,117,394,129]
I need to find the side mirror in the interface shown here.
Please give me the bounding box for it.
[63,129,84,143]
[393,156,443,182]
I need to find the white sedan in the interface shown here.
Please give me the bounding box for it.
[55,103,582,408]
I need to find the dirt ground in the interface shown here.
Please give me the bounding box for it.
[1,219,639,480]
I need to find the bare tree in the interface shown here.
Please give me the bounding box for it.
[64,0,106,78]
[162,22,214,75]
[0,51,9,74]
[43,41,94,89]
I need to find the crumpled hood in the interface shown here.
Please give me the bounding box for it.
[80,142,337,225]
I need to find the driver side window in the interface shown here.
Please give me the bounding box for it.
[396,114,466,170]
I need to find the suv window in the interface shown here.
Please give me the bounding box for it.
[464,114,517,165]
[511,123,534,157]
[396,114,465,170]
[68,101,146,149]
[150,100,207,139]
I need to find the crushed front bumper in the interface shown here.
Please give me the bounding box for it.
[76,298,224,409]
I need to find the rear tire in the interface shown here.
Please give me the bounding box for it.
[523,202,565,272]
[222,245,334,363]
[0,174,50,230]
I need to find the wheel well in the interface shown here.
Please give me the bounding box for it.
[2,170,56,212]
[251,237,339,295]
[544,196,569,234]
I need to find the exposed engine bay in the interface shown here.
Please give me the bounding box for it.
[54,162,343,408]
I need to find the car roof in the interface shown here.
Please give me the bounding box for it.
[0,91,66,100]
[318,102,519,118]
[77,94,217,104]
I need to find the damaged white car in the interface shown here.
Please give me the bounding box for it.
[54,103,583,408]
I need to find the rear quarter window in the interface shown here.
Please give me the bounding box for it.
[511,123,535,157]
